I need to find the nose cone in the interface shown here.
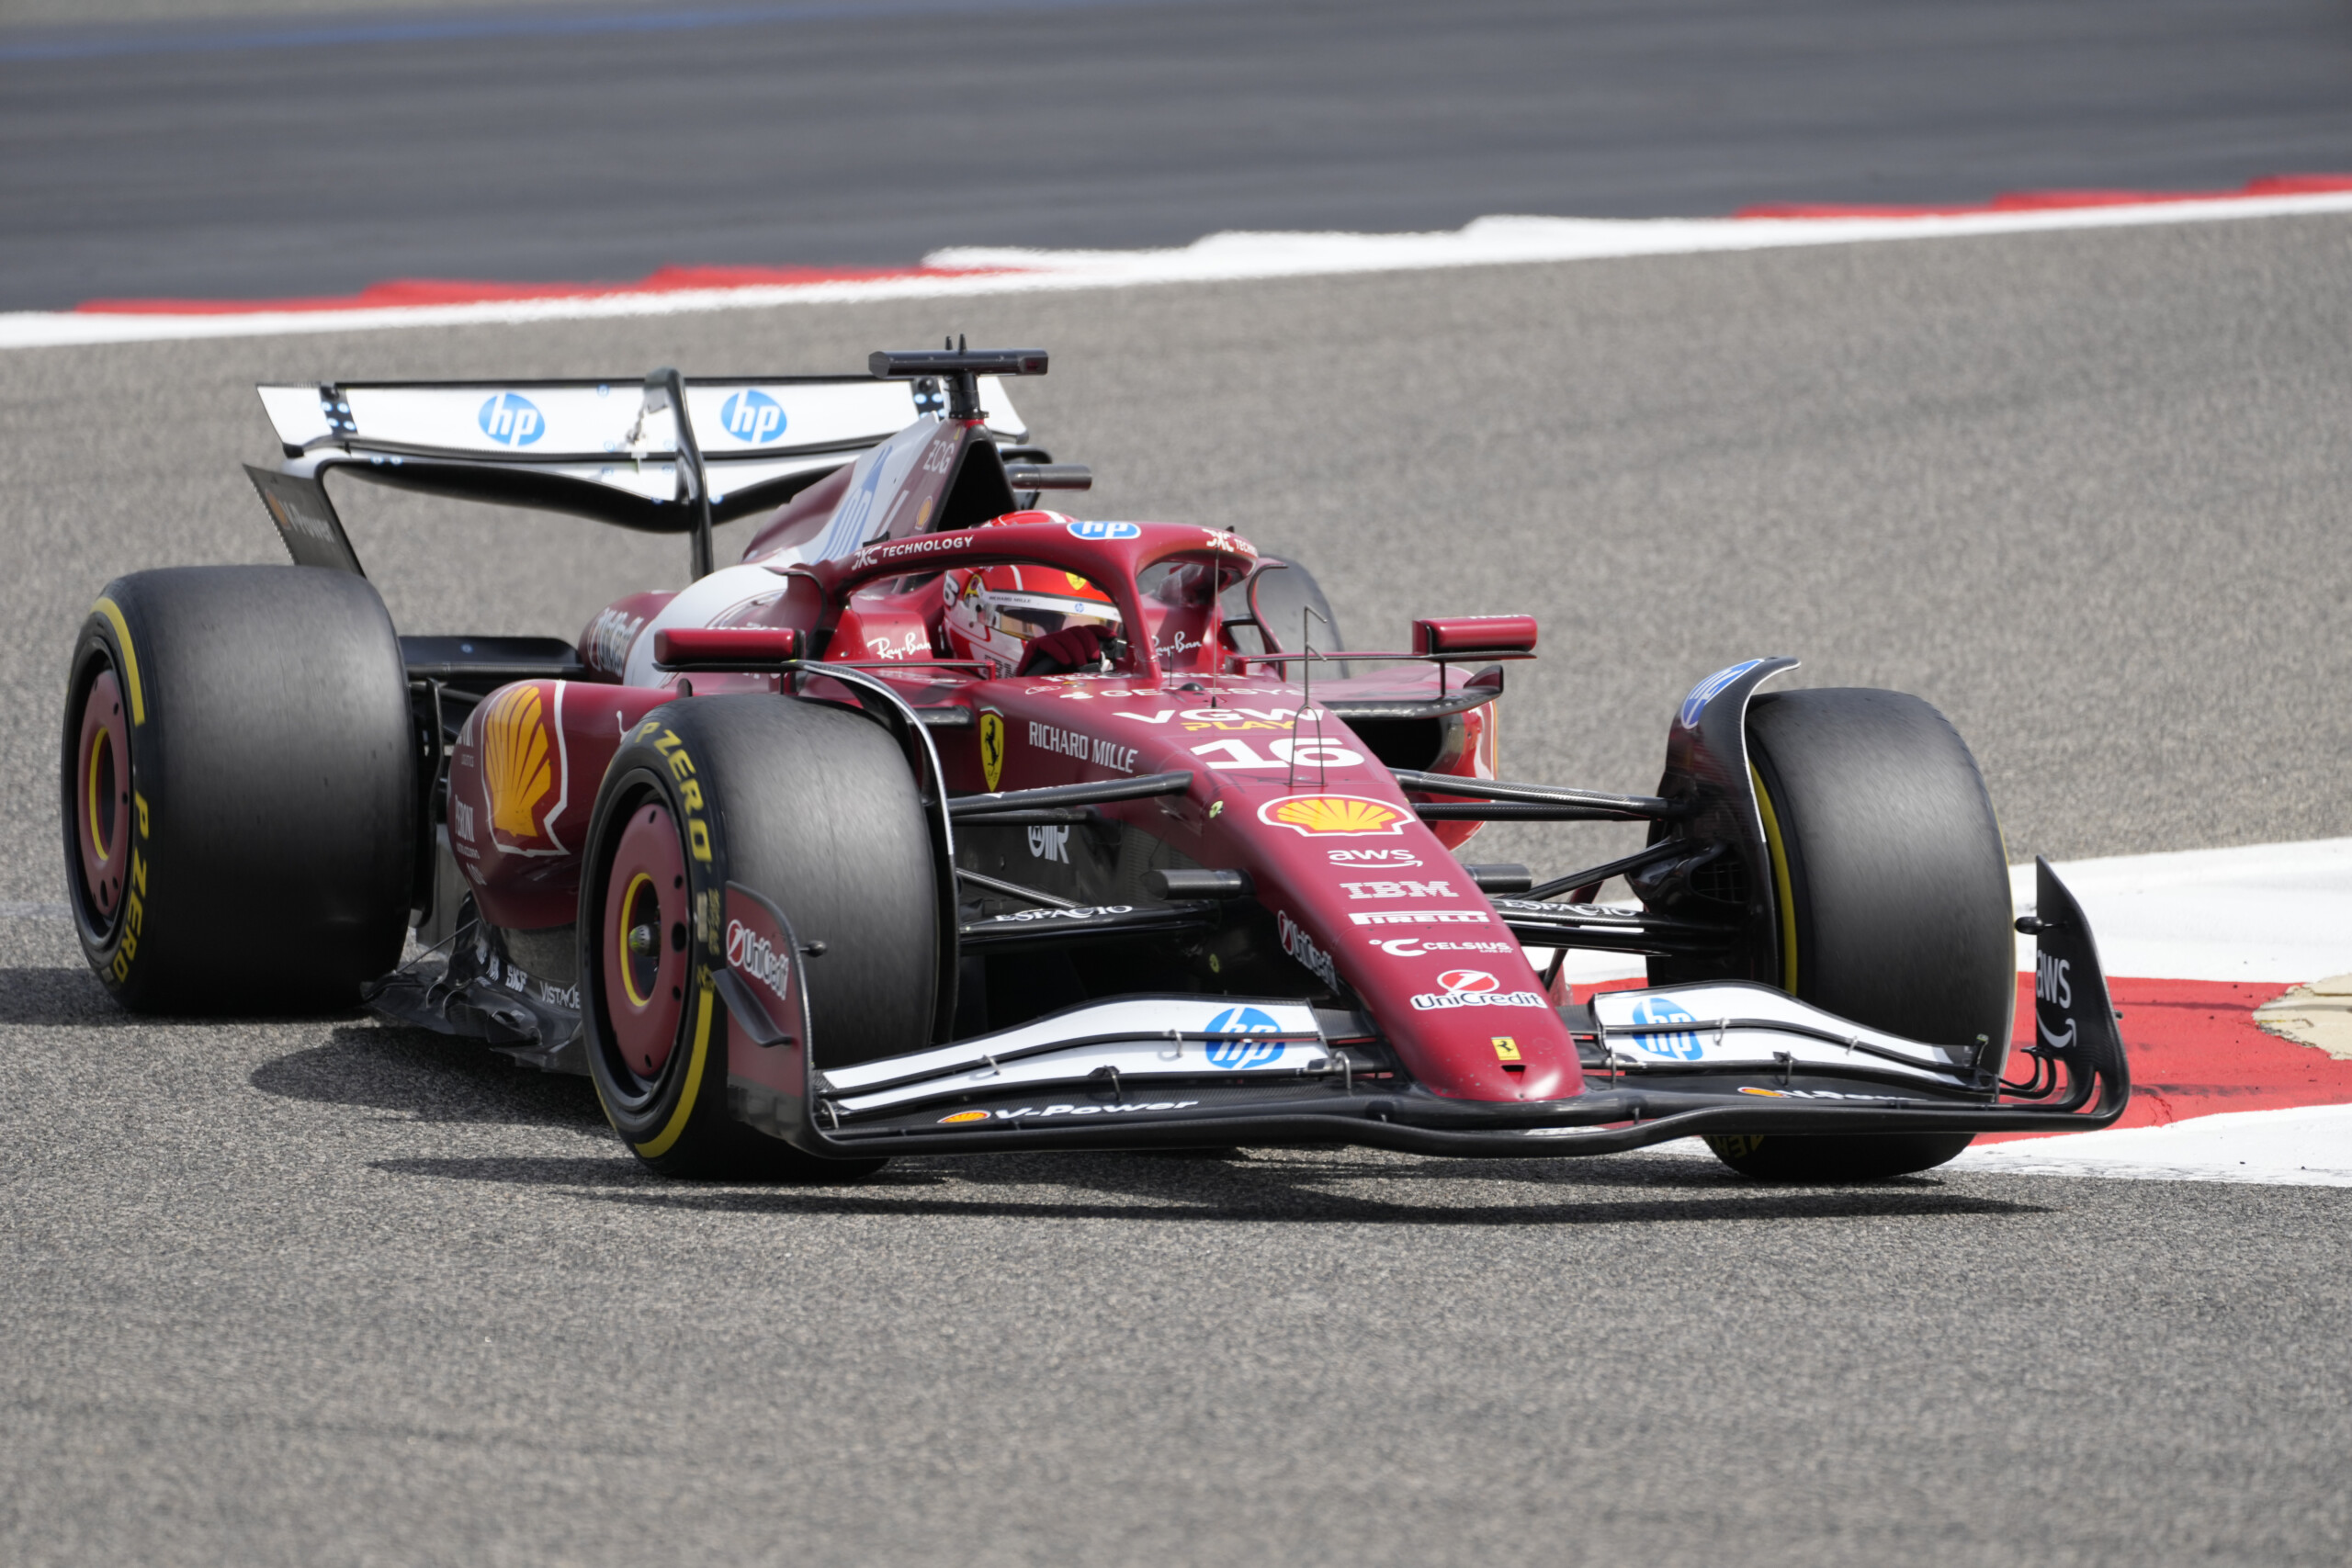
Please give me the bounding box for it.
[1400,1016,1580,1102]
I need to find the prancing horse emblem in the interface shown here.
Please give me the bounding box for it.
[979,710,1005,792]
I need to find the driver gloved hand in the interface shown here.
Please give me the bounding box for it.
[1016,625,1105,676]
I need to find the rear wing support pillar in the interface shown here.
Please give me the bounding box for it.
[643,367,716,581]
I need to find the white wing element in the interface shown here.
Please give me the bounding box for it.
[254,374,1032,535]
[1589,982,1975,1086]
[257,377,1026,459]
[820,998,1329,1118]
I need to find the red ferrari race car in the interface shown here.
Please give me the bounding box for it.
[62,346,2128,1181]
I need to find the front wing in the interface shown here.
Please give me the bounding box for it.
[754,859,2129,1160]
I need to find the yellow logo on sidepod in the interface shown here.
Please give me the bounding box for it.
[483,683,554,840]
[1256,795,1407,837]
[978,710,1006,791]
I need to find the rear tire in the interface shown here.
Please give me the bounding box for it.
[1704,688,2012,1182]
[579,695,937,1180]
[62,567,415,1012]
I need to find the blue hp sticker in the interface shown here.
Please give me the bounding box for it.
[1678,659,1764,729]
[1204,1006,1285,1068]
[719,389,786,444]
[477,392,545,446]
[1628,997,1703,1060]
[1067,521,1141,541]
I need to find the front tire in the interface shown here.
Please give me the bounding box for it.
[1705,688,2013,1181]
[579,695,937,1179]
[62,567,415,1012]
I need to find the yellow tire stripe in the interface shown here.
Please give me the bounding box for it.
[92,598,144,726]
[616,873,656,1006]
[1751,763,1800,995]
[86,730,110,863]
[635,975,714,1159]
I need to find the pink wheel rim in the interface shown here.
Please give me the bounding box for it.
[74,669,130,925]
[602,801,689,1080]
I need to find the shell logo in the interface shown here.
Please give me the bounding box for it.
[1256,794,1408,838]
[939,1110,991,1124]
[483,683,555,840]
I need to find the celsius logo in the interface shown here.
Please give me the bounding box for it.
[1066,520,1141,541]
[1204,1006,1286,1068]
[719,389,786,444]
[1372,936,1513,957]
[477,391,545,446]
[1628,996,1703,1059]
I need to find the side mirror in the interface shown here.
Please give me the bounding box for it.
[1241,558,1294,650]
[1411,615,1538,659]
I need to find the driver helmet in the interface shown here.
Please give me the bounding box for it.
[940,512,1122,673]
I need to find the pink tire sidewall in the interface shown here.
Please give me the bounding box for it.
[599,798,690,1083]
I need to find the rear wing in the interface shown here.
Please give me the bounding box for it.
[246,367,1031,577]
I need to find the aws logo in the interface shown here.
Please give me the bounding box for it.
[477,392,545,446]
[719,389,786,445]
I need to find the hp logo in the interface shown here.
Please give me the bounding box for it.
[1066,521,1141,541]
[1204,1006,1285,1069]
[719,389,786,445]
[477,392,545,447]
[1628,997,1704,1061]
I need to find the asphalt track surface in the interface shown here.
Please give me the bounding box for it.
[6,216,2352,1562]
[8,0,2352,308]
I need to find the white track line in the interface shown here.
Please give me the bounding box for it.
[7,191,2352,350]
[1585,838,2352,992]
[1634,838,2352,1185]
[1951,1103,2352,1187]
[1972,838,2352,1187]
[2014,838,2352,984]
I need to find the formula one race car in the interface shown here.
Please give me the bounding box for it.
[62,346,2128,1181]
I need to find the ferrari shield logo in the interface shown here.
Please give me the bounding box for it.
[979,710,1006,791]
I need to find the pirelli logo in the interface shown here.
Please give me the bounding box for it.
[1346,909,1492,927]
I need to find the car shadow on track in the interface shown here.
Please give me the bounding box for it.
[0,964,144,1026]
[368,1146,2046,1228]
[252,1024,607,1131]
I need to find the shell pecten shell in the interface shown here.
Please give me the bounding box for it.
[1259,794,1407,836]
[484,683,554,839]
